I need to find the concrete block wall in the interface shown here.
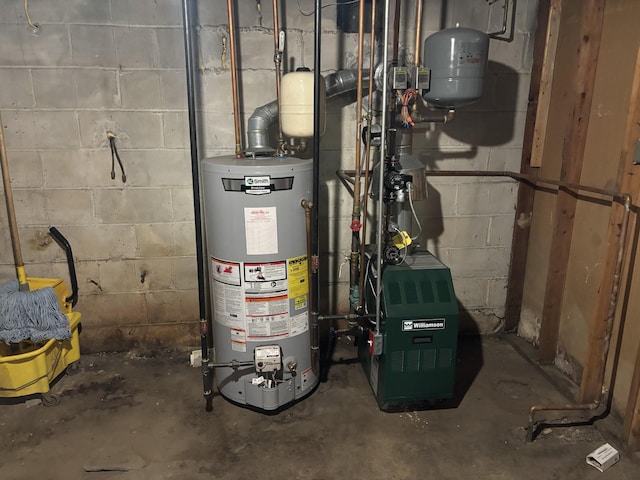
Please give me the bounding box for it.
[0,0,536,350]
[0,0,196,350]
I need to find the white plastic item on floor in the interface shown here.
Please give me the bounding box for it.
[190,349,202,367]
[586,443,620,472]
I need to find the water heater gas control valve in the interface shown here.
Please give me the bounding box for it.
[254,345,282,373]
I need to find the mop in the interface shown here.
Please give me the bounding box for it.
[0,110,71,344]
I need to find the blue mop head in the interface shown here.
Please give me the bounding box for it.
[0,280,72,344]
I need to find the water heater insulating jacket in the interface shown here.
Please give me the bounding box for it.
[422,27,489,108]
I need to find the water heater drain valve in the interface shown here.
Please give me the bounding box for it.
[254,345,282,373]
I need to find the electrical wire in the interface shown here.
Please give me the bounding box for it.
[296,0,359,17]
[23,0,39,33]
[407,182,422,241]
[396,89,417,127]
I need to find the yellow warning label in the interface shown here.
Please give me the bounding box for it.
[294,294,308,310]
[288,255,308,299]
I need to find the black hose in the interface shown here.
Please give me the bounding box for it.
[108,136,127,183]
[181,0,213,412]
[48,227,78,307]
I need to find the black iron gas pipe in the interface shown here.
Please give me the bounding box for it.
[310,0,322,377]
[181,0,213,412]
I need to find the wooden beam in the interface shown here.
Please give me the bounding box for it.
[574,48,640,450]
[626,337,640,450]
[504,0,551,331]
[530,1,561,168]
[581,47,640,404]
[537,0,607,363]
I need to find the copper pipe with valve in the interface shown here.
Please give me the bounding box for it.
[226,0,243,157]
[272,0,286,154]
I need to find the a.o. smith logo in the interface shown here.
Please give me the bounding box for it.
[402,319,446,331]
[245,176,271,187]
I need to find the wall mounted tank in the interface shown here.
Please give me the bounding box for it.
[422,27,489,108]
[280,68,326,138]
[201,155,318,410]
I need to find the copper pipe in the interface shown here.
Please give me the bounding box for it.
[357,0,377,309]
[411,0,423,113]
[272,0,285,153]
[488,0,511,38]
[414,0,423,69]
[527,401,601,442]
[226,0,243,158]
[302,199,313,287]
[301,199,319,376]
[424,169,630,203]
[349,0,367,313]
[527,194,631,442]
[392,0,401,66]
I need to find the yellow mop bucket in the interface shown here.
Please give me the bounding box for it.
[0,109,82,403]
[0,277,81,401]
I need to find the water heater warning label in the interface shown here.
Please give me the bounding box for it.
[287,255,308,298]
[244,261,286,283]
[211,255,309,348]
[211,258,241,286]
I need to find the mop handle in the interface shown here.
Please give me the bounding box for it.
[0,110,28,288]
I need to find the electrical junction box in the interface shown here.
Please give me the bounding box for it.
[359,251,458,410]
[392,67,409,90]
[254,345,282,374]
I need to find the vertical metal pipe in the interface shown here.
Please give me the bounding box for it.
[181,0,213,411]
[413,0,423,113]
[349,0,367,312]
[272,0,285,152]
[414,0,423,69]
[226,0,243,158]
[358,0,377,306]
[392,0,401,66]
[310,0,322,376]
[302,199,315,368]
[375,0,391,335]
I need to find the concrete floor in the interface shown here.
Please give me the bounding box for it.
[1,335,638,480]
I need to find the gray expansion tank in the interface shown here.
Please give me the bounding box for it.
[201,155,318,410]
[422,27,489,108]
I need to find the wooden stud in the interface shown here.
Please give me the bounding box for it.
[568,47,640,450]
[581,48,640,404]
[504,0,551,331]
[626,338,640,450]
[537,0,607,363]
[530,1,561,168]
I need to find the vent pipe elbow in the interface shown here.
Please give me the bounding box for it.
[246,100,279,155]
[246,69,370,155]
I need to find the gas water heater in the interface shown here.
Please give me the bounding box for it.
[202,156,318,410]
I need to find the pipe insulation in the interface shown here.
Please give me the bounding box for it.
[246,69,370,154]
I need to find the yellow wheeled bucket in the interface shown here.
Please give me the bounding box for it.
[0,277,81,403]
